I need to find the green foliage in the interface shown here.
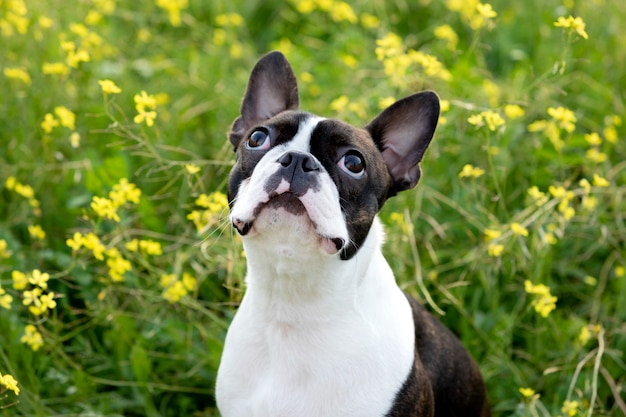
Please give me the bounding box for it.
[1,0,625,416]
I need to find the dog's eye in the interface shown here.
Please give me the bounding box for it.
[338,151,365,178]
[246,128,270,150]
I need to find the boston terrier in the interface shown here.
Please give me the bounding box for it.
[216,51,490,417]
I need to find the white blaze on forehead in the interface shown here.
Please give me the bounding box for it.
[281,115,325,153]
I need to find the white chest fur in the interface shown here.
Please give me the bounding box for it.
[216,219,416,417]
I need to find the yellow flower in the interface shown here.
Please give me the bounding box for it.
[504,104,525,119]
[360,13,380,29]
[12,270,28,290]
[23,288,42,308]
[434,24,459,50]
[21,324,44,351]
[561,400,579,417]
[162,281,187,303]
[70,132,81,148]
[586,148,607,163]
[3,67,31,85]
[134,109,157,126]
[330,95,349,113]
[329,2,357,23]
[458,164,485,179]
[125,239,139,252]
[476,2,497,19]
[182,272,197,291]
[66,232,84,251]
[185,163,201,174]
[0,286,13,309]
[484,228,502,241]
[28,224,46,240]
[518,387,536,399]
[527,186,548,206]
[109,178,141,205]
[160,273,177,288]
[156,0,189,26]
[375,33,404,61]
[82,232,106,260]
[584,132,602,146]
[98,79,122,94]
[107,253,131,282]
[468,111,504,131]
[0,372,20,395]
[488,243,504,257]
[554,15,588,39]
[603,125,617,143]
[379,96,396,110]
[578,325,591,346]
[41,113,59,133]
[524,280,557,317]
[43,62,70,75]
[29,269,50,289]
[91,196,120,222]
[138,239,162,255]
[592,174,609,187]
[0,239,13,258]
[547,106,577,132]
[510,222,528,237]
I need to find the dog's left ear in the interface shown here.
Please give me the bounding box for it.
[229,51,300,149]
[365,91,440,197]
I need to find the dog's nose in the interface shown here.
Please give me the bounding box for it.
[278,152,320,173]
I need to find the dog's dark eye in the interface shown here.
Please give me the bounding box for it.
[246,128,270,150]
[338,151,365,178]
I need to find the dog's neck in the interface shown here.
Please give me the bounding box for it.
[241,217,387,323]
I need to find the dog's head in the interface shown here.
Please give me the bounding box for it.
[227,51,439,260]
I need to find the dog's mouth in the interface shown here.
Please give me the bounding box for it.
[231,193,345,255]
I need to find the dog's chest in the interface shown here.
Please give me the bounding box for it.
[216,247,416,417]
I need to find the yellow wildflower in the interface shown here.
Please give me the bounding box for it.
[0,239,13,258]
[160,273,177,288]
[91,196,120,222]
[98,79,122,94]
[41,113,59,133]
[330,95,349,113]
[109,178,141,206]
[504,104,525,119]
[134,109,157,126]
[361,13,380,29]
[182,272,197,292]
[434,24,459,50]
[0,372,20,395]
[163,281,187,303]
[458,164,485,179]
[527,186,548,206]
[43,62,70,75]
[547,106,576,132]
[484,228,501,241]
[23,288,42,308]
[554,15,588,39]
[518,387,536,399]
[66,232,84,251]
[592,174,609,187]
[578,325,591,346]
[561,400,579,417]
[185,163,201,174]
[488,243,504,257]
[329,2,357,23]
[156,0,189,26]
[586,148,607,163]
[3,67,31,85]
[510,222,528,237]
[82,232,106,260]
[584,132,602,146]
[29,269,50,289]
[21,324,44,351]
[138,239,162,255]
[12,270,28,290]
[28,224,46,240]
[0,286,13,309]
[524,280,557,317]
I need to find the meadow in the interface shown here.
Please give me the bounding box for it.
[1,0,625,415]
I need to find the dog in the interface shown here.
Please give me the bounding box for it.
[216,51,490,417]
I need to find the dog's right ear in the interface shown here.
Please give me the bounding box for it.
[229,51,299,150]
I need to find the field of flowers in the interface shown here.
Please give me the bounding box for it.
[1,0,625,416]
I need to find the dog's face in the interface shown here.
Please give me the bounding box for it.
[227,52,440,260]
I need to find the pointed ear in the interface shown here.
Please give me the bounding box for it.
[229,51,299,149]
[365,91,440,196]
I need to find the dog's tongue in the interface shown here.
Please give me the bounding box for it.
[320,237,344,255]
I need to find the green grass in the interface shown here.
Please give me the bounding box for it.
[1,0,625,416]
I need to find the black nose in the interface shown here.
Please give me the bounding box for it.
[278,152,320,173]
[273,151,322,196]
